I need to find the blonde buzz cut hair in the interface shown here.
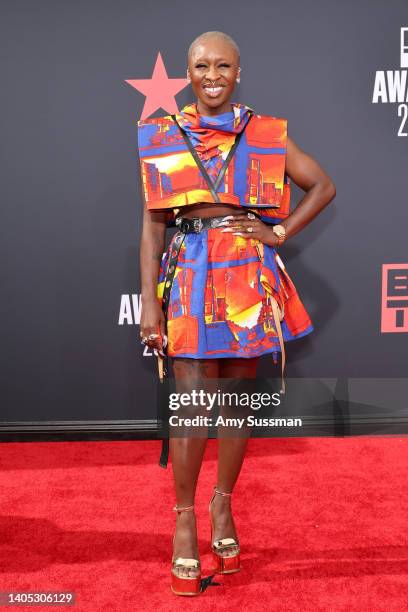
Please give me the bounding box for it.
[188,31,240,63]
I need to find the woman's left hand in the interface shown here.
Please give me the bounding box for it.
[220,212,279,247]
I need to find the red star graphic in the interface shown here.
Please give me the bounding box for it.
[125,52,189,119]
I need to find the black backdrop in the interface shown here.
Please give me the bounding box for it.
[1,0,407,437]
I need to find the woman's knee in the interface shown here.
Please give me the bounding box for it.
[219,357,259,378]
[172,357,219,380]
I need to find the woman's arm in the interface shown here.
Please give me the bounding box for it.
[139,207,167,350]
[282,135,336,240]
[140,207,167,301]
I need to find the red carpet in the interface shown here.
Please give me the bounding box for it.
[0,437,407,611]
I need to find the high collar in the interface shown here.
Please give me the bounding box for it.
[176,101,254,134]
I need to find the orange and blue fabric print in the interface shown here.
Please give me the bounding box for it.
[174,102,253,185]
[137,102,291,224]
[157,227,314,359]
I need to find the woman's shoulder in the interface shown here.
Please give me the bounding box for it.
[246,112,288,143]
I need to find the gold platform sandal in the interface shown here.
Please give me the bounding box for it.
[171,504,201,596]
[209,487,241,574]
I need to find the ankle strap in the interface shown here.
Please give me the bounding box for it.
[173,504,194,513]
[214,486,232,497]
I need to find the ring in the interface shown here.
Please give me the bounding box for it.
[247,212,256,220]
[247,226,253,233]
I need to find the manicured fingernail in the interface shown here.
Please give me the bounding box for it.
[162,335,168,348]
[222,215,234,220]
[233,232,244,236]
[221,228,233,232]
[158,350,165,357]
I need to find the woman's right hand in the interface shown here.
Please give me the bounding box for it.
[140,297,167,355]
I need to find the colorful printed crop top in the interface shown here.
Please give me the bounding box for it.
[137,108,291,226]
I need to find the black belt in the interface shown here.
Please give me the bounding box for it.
[175,214,229,233]
[158,214,234,468]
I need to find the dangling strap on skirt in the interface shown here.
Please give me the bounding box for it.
[254,243,286,395]
[158,230,186,468]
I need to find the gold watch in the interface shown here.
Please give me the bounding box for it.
[272,224,286,246]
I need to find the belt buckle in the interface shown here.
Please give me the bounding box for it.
[193,218,203,233]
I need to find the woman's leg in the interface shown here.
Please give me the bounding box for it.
[211,357,259,556]
[171,357,219,577]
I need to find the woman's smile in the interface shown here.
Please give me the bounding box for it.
[203,85,225,98]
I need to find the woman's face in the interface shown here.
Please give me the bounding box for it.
[188,37,240,115]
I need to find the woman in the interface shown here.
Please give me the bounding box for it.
[138,31,336,596]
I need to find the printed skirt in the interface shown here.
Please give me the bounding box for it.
[157,228,313,386]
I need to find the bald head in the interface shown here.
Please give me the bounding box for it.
[188,31,240,64]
